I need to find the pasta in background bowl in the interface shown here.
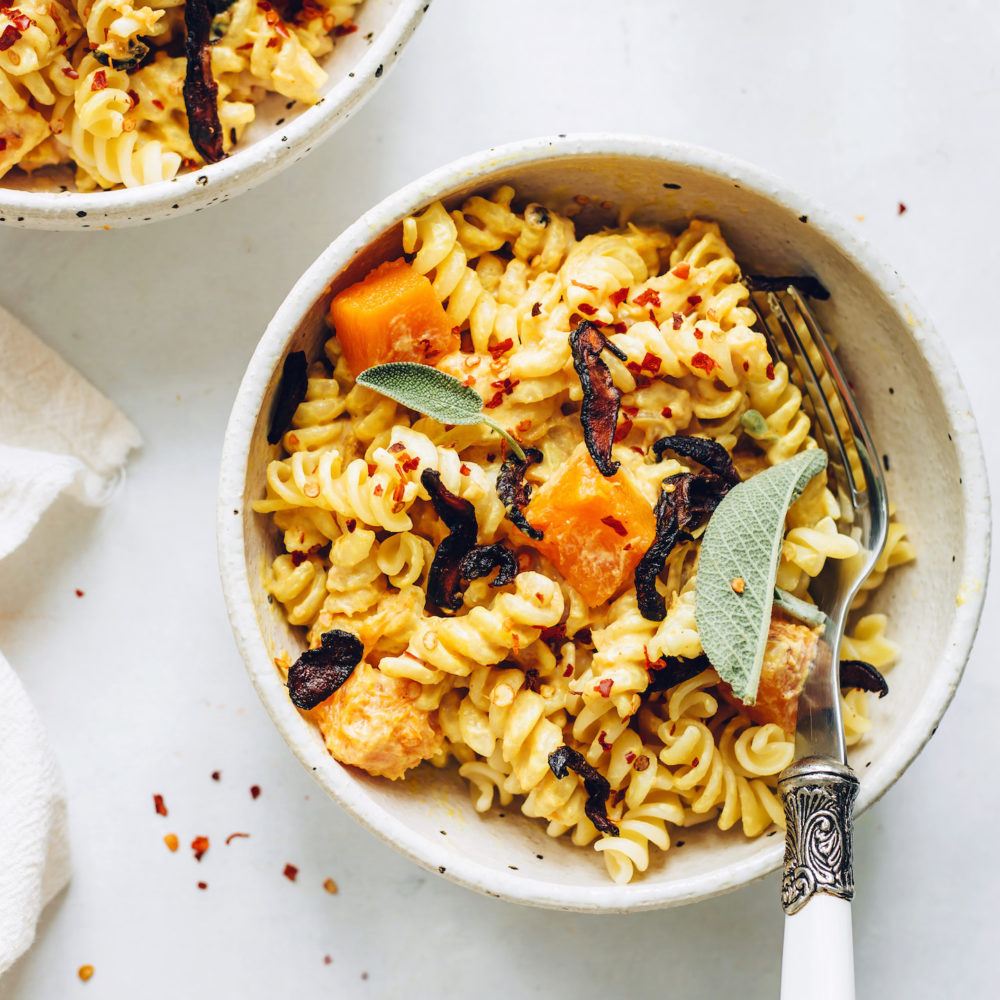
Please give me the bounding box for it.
[0,0,428,229]
[218,135,990,911]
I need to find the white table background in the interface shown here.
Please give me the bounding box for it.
[1,1,997,996]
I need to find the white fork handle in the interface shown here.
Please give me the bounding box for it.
[780,895,855,999]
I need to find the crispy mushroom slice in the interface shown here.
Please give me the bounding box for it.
[458,543,519,588]
[422,469,478,612]
[286,629,364,710]
[183,0,227,164]
[839,659,889,698]
[651,435,741,487]
[496,447,544,540]
[570,320,627,476]
[267,351,308,445]
[548,745,619,836]
[646,654,712,694]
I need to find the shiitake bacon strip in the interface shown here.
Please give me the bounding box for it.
[744,274,830,300]
[267,351,308,445]
[839,660,889,698]
[422,469,519,611]
[634,472,732,621]
[286,629,364,709]
[570,320,627,476]
[646,654,711,694]
[496,447,544,540]
[651,435,741,487]
[548,746,619,836]
[183,0,227,164]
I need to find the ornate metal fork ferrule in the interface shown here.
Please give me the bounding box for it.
[778,757,859,915]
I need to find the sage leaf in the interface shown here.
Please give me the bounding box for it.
[694,449,828,703]
[773,587,828,628]
[357,362,526,460]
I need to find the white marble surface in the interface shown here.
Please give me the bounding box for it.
[1,0,997,995]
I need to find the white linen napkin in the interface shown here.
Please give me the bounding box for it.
[0,305,141,976]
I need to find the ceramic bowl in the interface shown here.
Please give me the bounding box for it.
[0,0,429,230]
[217,135,990,912]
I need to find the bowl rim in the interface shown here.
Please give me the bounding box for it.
[0,0,429,230]
[217,133,992,912]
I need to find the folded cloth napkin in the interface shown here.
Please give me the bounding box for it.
[0,305,141,976]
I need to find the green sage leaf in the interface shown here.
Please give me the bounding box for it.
[694,449,828,703]
[357,362,526,460]
[773,587,828,628]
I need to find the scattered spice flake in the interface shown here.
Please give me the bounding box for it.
[153,794,168,817]
[693,328,703,340]
[191,836,210,861]
[488,337,514,359]
[74,588,84,597]
[540,623,567,646]
[287,629,363,709]
[613,415,633,442]
[283,864,299,882]
[164,833,179,852]
[530,302,541,317]
[570,320,627,476]
[687,294,702,306]
[661,406,672,418]
[731,577,745,594]
[595,677,614,698]
[0,25,22,50]
[640,352,661,374]
[897,202,907,215]
[624,751,636,764]
[609,287,629,307]
[577,303,597,316]
[323,877,339,894]
[91,70,107,91]
[597,731,613,753]
[250,785,261,799]
[152,98,164,110]
[334,19,358,35]
[601,515,628,537]
[225,832,250,845]
[690,351,717,375]
[633,288,661,308]
[346,518,356,533]
[547,746,618,836]
[78,965,94,982]
[672,312,683,330]
[671,262,691,280]
[62,65,79,79]
[571,279,598,292]
[197,881,208,890]
[324,955,333,965]
[766,362,775,380]
[211,770,220,781]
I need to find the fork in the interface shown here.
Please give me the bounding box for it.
[748,285,889,1000]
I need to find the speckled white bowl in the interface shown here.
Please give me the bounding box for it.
[0,0,428,230]
[217,135,990,912]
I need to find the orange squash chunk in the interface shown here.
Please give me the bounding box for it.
[722,611,818,732]
[328,258,459,376]
[525,444,656,607]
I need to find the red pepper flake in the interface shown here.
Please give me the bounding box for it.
[372,483,384,497]
[563,662,574,677]
[290,550,307,566]
[597,731,613,753]
[671,262,691,280]
[577,303,597,316]
[250,785,261,799]
[691,757,700,767]
[387,441,405,454]
[766,362,775,380]
[74,588,85,597]
[622,404,639,417]
[571,279,598,292]
[191,835,210,861]
[624,751,636,764]
[531,302,541,317]
[91,70,107,91]
[743,361,749,372]
[613,416,633,442]
[459,463,472,476]
[323,955,333,965]
[152,99,164,110]
[661,406,672,418]
[690,352,717,375]
[693,327,704,340]
[236,42,253,50]
[0,25,21,51]
[687,294,702,306]
[633,288,661,308]
[401,456,420,473]
[672,312,683,330]
[483,378,519,409]
[275,20,290,38]
[197,881,208,890]
[730,577,745,594]
[225,832,250,845]
[62,65,79,79]
[78,965,94,982]
[610,287,629,307]
[633,754,650,772]
[648,309,657,323]
[164,833,179,852]
[266,36,280,47]
[323,877,339,894]
[211,770,221,781]
[612,322,627,334]
[346,519,356,533]
[283,863,299,881]
[897,202,907,215]
[640,351,661,374]
[540,623,567,645]
[601,515,628,536]
[488,337,514,359]
[595,677,614,698]
[153,794,168,817]
[334,20,358,35]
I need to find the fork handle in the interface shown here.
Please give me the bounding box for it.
[778,758,859,1000]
